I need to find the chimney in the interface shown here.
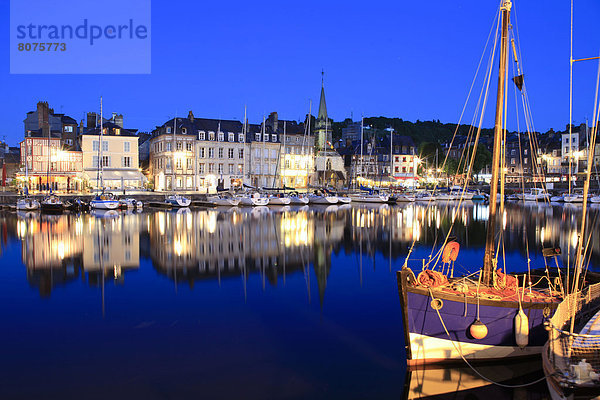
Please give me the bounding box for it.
[37,101,50,137]
[114,114,123,127]
[268,111,278,132]
[188,110,194,123]
[87,112,98,128]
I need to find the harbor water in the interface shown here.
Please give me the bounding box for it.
[1,201,598,399]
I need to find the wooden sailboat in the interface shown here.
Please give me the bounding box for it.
[397,0,561,367]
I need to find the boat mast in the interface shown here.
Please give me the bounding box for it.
[482,0,511,286]
[262,115,265,188]
[99,97,104,192]
[360,116,364,186]
[389,127,393,183]
[172,114,176,192]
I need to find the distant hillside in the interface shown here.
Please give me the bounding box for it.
[332,117,497,144]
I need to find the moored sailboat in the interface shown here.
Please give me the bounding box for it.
[397,0,561,367]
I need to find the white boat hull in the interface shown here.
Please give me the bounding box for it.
[395,195,415,202]
[240,197,269,206]
[268,197,291,205]
[16,199,40,210]
[167,196,191,207]
[210,197,240,207]
[90,200,120,210]
[309,196,338,204]
[349,194,389,203]
[288,196,309,205]
[563,195,584,203]
[409,332,543,363]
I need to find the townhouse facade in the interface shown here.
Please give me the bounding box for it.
[265,112,315,188]
[150,112,245,192]
[80,121,145,190]
[18,101,83,192]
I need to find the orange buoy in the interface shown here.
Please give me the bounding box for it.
[442,241,460,263]
[469,319,488,340]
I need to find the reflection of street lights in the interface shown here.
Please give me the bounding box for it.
[413,156,421,189]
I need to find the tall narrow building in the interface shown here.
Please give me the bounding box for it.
[315,74,331,150]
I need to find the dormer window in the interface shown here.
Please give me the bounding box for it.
[271,134,277,142]
[228,133,234,142]
[166,126,171,134]
[255,133,261,141]
[208,131,215,141]
[115,128,120,135]
[238,133,244,142]
[199,131,205,140]
[182,127,187,134]
[218,132,224,141]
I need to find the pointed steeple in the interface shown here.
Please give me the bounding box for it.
[317,70,328,122]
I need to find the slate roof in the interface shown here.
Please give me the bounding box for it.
[83,121,138,137]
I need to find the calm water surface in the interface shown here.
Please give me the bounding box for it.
[1,202,598,399]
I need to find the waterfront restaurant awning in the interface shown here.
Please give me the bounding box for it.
[83,169,147,183]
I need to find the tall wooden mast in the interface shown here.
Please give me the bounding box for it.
[482,0,511,286]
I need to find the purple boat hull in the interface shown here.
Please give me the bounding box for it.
[397,269,557,365]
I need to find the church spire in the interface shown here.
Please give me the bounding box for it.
[317,70,328,122]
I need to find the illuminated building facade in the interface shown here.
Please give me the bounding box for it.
[80,122,145,190]
[150,112,245,192]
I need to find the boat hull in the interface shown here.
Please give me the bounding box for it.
[240,197,269,206]
[16,199,40,210]
[209,198,240,207]
[288,196,309,205]
[91,200,120,210]
[309,196,338,205]
[167,197,191,207]
[397,269,555,367]
[349,194,388,203]
[268,197,291,206]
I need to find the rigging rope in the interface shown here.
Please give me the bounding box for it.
[428,288,554,388]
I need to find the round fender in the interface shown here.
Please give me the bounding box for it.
[442,241,460,263]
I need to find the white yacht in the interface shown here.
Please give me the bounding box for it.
[288,193,309,205]
[267,195,291,206]
[166,194,191,207]
[349,193,389,203]
[239,192,269,206]
[308,193,338,204]
[208,195,240,207]
[523,188,551,202]
[16,197,40,211]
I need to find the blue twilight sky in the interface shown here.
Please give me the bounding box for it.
[1,0,600,145]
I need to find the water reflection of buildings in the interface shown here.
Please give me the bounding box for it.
[148,207,347,303]
[17,212,141,296]
[12,201,600,298]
